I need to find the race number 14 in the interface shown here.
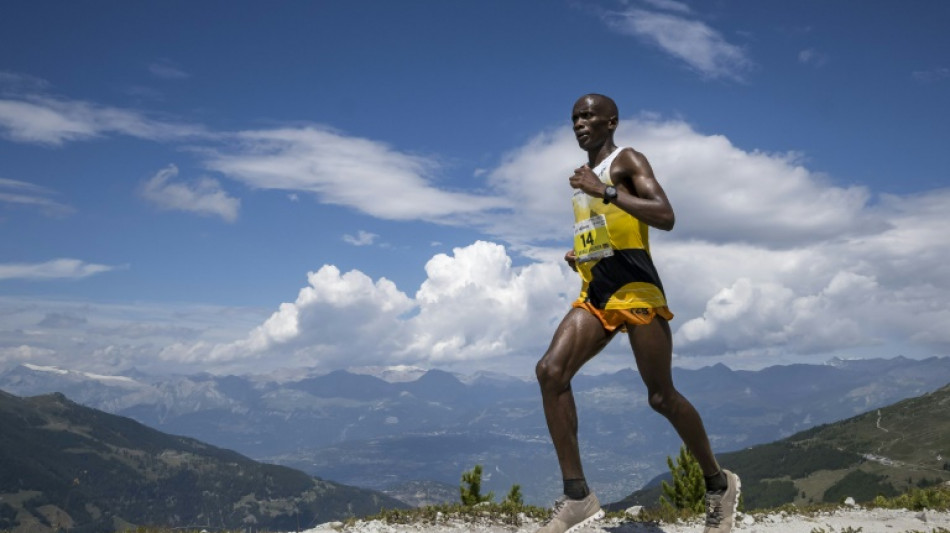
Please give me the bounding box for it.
[573,214,613,263]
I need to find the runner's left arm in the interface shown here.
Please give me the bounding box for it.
[609,149,675,231]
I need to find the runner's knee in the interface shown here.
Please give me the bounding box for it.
[647,389,681,416]
[536,357,571,392]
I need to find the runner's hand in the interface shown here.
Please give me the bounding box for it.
[569,165,605,197]
[564,250,578,272]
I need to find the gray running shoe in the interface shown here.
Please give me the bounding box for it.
[704,469,741,533]
[536,493,604,533]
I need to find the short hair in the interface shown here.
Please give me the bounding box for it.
[578,93,618,119]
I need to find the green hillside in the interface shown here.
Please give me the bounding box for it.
[0,390,407,532]
[609,382,950,511]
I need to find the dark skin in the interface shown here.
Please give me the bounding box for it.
[536,94,721,488]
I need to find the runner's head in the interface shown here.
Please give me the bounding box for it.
[572,94,618,151]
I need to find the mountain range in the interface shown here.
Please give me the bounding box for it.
[0,390,405,532]
[1,356,948,505]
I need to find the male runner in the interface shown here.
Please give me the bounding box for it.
[534,94,739,533]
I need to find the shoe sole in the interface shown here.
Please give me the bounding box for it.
[564,509,605,533]
[730,472,742,524]
[721,472,742,533]
[705,471,742,533]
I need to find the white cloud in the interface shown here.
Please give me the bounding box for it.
[400,241,572,364]
[640,0,692,14]
[2,97,948,375]
[148,59,190,80]
[204,127,510,222]
[0,345,56,365]
[479,115,950,367]
[342,230,379,246]
[604,7,751,80]
[0,258,119,280]
[657,188,950,360]
[156,241,576,374]
[165,264,416,369]
[0,296,270,375]
[798,48,828,67]
[912,67,949,83]
[485,116,881,248]
[141,164,240,222]
[0,71,50,93]
[0,177,74,217]
[0,95,205,145]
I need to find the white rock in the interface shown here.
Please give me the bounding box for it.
[626,505,643,517]
[742,514,756,526]
[844,497,857,507]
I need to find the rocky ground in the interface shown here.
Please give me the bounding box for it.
[304,507,950,533]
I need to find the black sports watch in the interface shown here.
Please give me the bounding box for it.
[603,185,618,204]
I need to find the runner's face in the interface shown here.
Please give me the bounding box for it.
[572,98,614,151]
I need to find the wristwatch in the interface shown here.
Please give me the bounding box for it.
[603,185,618,204]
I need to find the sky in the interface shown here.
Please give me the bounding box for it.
[1,1,948,379]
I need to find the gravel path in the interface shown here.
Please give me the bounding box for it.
[303,507,950,533]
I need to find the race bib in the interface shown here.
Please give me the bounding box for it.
[573,214,613,263]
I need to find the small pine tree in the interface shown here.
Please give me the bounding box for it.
[660,444,706,513]
[460,464,494,506]
[504,484,524,506]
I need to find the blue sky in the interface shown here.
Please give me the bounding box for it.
[1,1,948,378]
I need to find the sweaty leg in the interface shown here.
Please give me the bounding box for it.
[627,317,720,476]
[536,308,617,482]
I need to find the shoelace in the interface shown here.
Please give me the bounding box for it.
[705,491,724,527]
[543,497,569,525]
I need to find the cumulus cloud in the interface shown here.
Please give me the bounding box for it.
[477,116,950,366]
[162,263,416,369]
[2,81,948,374]
[485,116,882,248]
[141,164,240,222]
[0,177,74,217]
[0,259,119,280]
[203,126,510,223]
[401,241,572,363]
[156,241,576,374]
[603,5,751,81]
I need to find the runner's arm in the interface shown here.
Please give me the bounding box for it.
[610,149,675,231]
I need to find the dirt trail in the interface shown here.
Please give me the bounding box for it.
[305,507,950,533]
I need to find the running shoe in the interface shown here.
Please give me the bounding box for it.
[704,469,741,533]
[536,493,604,533]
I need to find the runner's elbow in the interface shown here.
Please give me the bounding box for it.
[657,213,675,231]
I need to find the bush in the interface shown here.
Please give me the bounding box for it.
[659,445,705,514]
[460,464,494,506]
[870,485,950,511]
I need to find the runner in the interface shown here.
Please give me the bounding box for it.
[534,94,739,533]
